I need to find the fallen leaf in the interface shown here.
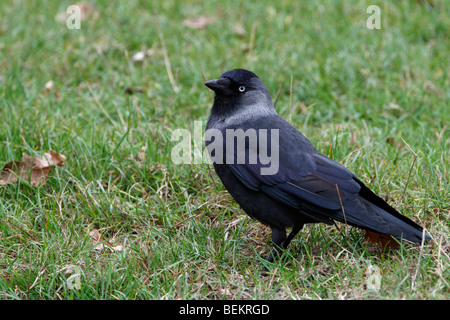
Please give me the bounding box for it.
[0,150,66,187]
[90,228,123,252]
[45,150,67,166]
[135,145,147,168]
[364,230,400,250]
[110,244,123,251]
[183,16,215,29]
[90,229,101,243]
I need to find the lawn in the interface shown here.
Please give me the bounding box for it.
[0,0,448,300]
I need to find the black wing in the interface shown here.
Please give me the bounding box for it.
[219,114,428,242]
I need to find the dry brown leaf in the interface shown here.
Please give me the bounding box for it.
[0,150,66,187]
[90,229,101,243]
[109,244,123,252]
[90,228,123,252]
[135,145,147,168]
[183,16,215,29]
[364,230,400,250]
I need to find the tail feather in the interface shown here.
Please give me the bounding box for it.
[350,177,430,243]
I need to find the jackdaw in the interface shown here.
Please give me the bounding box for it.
[204,68,430,265]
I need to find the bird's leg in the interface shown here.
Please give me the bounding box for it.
[283,224,303,249]
[265,227,286,264]
[263,225,304,269]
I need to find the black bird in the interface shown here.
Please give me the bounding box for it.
[204,68,430,265]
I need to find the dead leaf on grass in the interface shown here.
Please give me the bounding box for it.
[135,145,147,168]
[183,16,215,29]
[90,228,123,252]
[364,230,400,250]
[0,150,67,187]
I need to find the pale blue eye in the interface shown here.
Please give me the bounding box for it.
[239,86,246,92]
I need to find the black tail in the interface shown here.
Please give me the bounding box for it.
[353,177,431,243]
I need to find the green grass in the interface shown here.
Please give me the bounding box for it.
[0,0,448,299]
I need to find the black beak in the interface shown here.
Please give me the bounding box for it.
[204,78,231,94]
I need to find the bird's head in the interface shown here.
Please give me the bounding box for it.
[204,69,273,116]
